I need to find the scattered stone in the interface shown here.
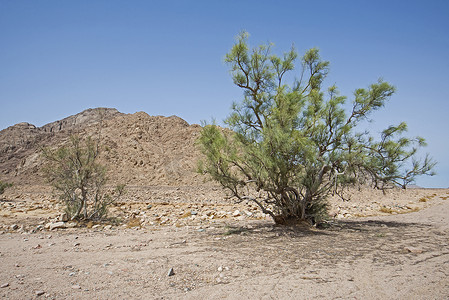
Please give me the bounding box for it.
[66,222,77,228]
[34,225,44,232]
[71,284,81,289]
[232,210,241,217]
[217,266,223,272]
[69,272,76,276]
[60,213,69,222]
[190,210,198,215]
[74,242,80,247]
[104,225,112,230]
[1,283,9,288]
[167,268,175,276]
[147,204,153,210]
[10,224,19,230]
[404,247,424,254]
[48,222,66,230]
[35,290,45,296]
[32,244,42,249]
[92,224,102,230]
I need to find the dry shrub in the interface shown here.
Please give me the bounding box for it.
[127,217,141,228]
[380,207,395,214]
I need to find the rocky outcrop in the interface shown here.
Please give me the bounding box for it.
[0,108,205,187]
[40,108,122,133]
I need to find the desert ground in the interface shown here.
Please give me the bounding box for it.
[1,185,448,299]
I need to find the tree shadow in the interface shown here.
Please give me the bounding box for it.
[334,219,431,229]
[209,218,432,240]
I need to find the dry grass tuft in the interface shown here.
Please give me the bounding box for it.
[379,207,395,214]
[126,217,141,228]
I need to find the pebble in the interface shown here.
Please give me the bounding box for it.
[35,290,45,296]
[167,268,175,276]
[10,224,19,230]
[48,222,66,230]
[71,284,81,289]
[0,283,9,288]
[404,247,424,254]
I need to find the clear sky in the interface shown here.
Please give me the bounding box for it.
[1,0,448,188]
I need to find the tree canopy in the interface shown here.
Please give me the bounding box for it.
[198,32,436,225]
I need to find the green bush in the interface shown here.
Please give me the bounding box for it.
[0,181,13,195]
[42,135,125,221]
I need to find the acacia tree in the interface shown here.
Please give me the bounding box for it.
[198,32,436,225]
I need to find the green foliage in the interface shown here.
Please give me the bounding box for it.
[42,135,125,221]
[0,180,13,195]
[198,32,436,225]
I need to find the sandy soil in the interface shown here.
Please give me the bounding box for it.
[1,187,449,299]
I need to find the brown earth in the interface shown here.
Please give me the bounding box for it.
[1,108,448,299]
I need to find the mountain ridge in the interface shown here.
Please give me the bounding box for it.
[0,108,205,187]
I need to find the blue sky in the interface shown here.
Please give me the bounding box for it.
[1,0,448,188]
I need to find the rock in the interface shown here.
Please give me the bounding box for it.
[147,204,153,210]
[104,225,112,230]
[92,224,102,230]
[190,210,198,215]
[59,213,69,222]
[36,290,45,296]
[66,222,77,228]
[1,283,9,288]
[217,266,223,272]
[48,222,66,230]
[167,268,175,276]
[34,225,44,232]
[232,210,241,217]
[10,224,19,230]
[71,284,81,289]
[404,247,424,254]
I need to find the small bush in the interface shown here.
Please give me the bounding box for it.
[0,181,12,195]
[42,135,125,221]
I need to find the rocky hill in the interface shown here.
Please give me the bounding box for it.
[0,108,205,187]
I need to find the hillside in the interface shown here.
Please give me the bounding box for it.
[0,108,205,186]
